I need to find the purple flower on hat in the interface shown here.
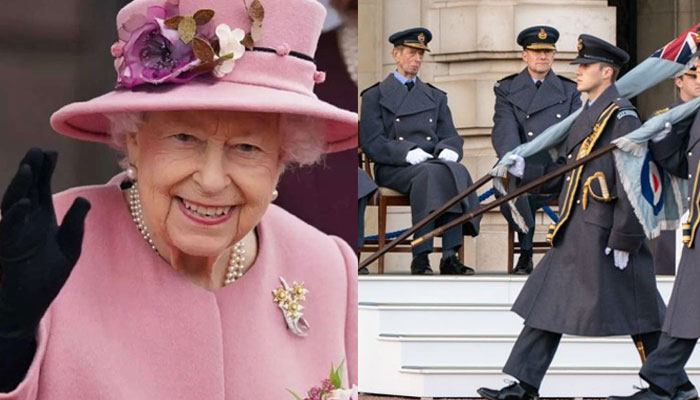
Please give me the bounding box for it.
[111,0,268,89]
[115,4,206,88]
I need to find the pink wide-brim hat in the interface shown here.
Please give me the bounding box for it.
[50,0,357,154]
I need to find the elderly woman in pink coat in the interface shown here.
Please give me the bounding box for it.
[0,0,357,399]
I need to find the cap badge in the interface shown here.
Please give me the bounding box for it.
[577,39,584,52]
[538,28,547,40]
[417,33,426,44]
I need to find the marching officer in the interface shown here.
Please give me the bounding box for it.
[478,35,664,400]
[359,27,481,275]
[492,25,582,274]
[650,65,700,275]
[607,57,700,400]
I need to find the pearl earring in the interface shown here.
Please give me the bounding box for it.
[272,189,279,200]
[126,165,138,181]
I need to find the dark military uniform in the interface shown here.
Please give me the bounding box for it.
[502,83,665,389]
[479,36,664,397]
[359,74,481,256]
[492,68,581,271]
[650,100,685,276]
[633,105,700,396]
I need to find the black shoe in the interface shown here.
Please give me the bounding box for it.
[513,252,533,275]
[358,267,370,275]
[439,254,475,275]
[477,382,538,400]
[608,389,672,400]
[673,387,698,400]
[410,254,433,275]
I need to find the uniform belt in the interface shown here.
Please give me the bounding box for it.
[546,102,620,245]
[682,159,700,248]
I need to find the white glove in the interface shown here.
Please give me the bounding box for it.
[438,148,459,162]
[405,148,433,165]
[507,155,525,178]
[605,247,630,270]
[651,122,672,143]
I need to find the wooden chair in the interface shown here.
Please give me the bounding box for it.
[506,200,558,273]
[358,149,464,274]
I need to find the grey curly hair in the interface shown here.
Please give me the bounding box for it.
[105,112,326,170]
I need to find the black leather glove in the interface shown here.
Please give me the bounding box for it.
[0,148,91,392]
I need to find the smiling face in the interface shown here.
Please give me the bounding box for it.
[126,110,283,258]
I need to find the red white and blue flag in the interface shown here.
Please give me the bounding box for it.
[650,24,699,63]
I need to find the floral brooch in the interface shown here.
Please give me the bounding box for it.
[112,0,264,88]
[272,277,310,337]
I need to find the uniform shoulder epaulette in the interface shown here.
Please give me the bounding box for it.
[652,107,671,116]
[494,73,517,88]
[360,82,380,96]
[557,74,576,85]
[426,82,447,95]
[612,98,639,120]
[497,73,518,83]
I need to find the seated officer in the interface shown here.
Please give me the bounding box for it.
[359,27,481,275]
[491,26,581,275]
[492,25,581,274]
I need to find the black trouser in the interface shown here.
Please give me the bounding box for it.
[640,332,697,394]
[503,326,661,390]
[412,212,462,256]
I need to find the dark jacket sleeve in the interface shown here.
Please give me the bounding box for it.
[359,89,415,166]
[519,154,566,195]
[491,84,521,158]
[607,113,646,253]
[433,93,464,160]
[648,118,692,178]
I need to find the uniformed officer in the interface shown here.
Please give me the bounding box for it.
[650,66,700,276]
[492,25,582,274]
[477,35,664,400]
[359,27,481,275]
[606,57,700,400]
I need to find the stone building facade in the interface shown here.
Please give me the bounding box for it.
[359,0,700,273]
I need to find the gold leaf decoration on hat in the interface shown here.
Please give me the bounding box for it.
[178,16,197,44]
[241,35,254,49]
[248,0,265,21]
[193,9,215,25]
[538,28,547,40]
[192,37,215,63]
[242,0,265,49]
[164,15,183,30]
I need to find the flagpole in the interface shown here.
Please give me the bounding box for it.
[411,143,617,248]
[358,174,493,270]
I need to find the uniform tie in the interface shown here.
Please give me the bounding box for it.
[405,81,415,91]
[535,80,542,89]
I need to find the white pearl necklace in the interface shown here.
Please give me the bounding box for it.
[127,182,246,286]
